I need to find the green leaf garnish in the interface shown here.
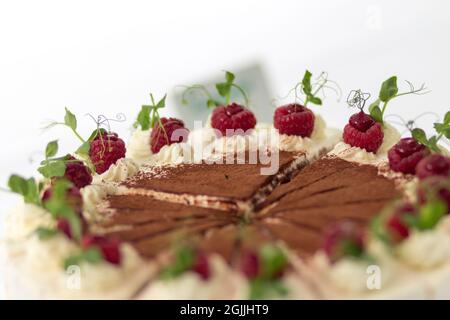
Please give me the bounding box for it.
[411,111,450,153]
[134,93,167,131]
[370,215,391,245]
[38,160,66,178]
[291,70,340,107]
[225,70,235,83]
[301,70,313,95]
[159,246,195,280]
[75,141,91,156]
[45,140,59,158]
[417,200,447,230]
[7,175,41,205]
[215,82,231,100]
[249,278,288,300]
[64,107,77,131]
[35,227,59,240]
[339,239,364,258]
[379,76,398,102]
[368,101,383,123]
[259,244,288,279]
[181,70,249,108]
[43,108,86,143]
[370,77,429,124]
[63,247,103,270]
[43,179,82,241]
[135,105,151,130]
[301,70,325,106]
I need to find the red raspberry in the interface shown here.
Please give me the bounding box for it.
[239,249,260,279]
[89,132,126,174]
[388,138,430,174]
[343,112,384,153]
[322,221,365,263]
[273,103,315,137]
[385,202,416,244]
[416,154,450,180]
[150,117,189,153]
[210,103,257,136]
[64,156,92,188]
[81,235,122,265]
[191,251,210,280]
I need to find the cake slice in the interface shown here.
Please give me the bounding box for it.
[118,150,308,213]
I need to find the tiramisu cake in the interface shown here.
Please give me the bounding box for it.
[3,72,450,299]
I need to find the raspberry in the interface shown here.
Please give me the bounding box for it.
[64,156,92,188]
[81,235,122,265]
[210,103,257,136]
[273,103,315,137]
[191,251,210,280]
[343,112,384,153]
[239,249,260,279]
[388,138,430,174]
[349,111,376,132]
[385,202,416,244]
[89,132,126,174]
[416,154,450,180]
[150,117,189,153]
[322,221,365,263]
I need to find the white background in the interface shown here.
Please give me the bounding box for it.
[0,0,449,297]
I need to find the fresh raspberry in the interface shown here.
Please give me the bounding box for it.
[239,249,260,279]
[388,138,430,174]
[150,117,189,153]
[81,235,122,265]
[322,221,365,263]
[273,103,315,137]
[89,132,126,174]
[191,251,210,280]
[210,103,257,136]
[64,156,92,188]
[343,112,384,153]
[418,177,450,214]
[416,154,450,180]
[385,202,416,244]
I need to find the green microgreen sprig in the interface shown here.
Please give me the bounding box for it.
[42,179,83,241]
[411,111,450,153]
[286,70,341,107]
[63,247,103,270]
[35,227,59,240]
[43,108,112,172]
[7,175,42,206]
[134,93,170,145]
[37,140,67,178]
[249,245,289,300]
[159,245,196,280]
[181,70,249,108]
[371,185,448,247]
[134,93,167,131]
[368,77,429,124]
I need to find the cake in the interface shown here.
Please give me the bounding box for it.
[3,71,450,299]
